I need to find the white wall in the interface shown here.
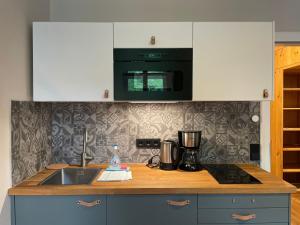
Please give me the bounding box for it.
[49,0,300,32]
[0,0,49,224]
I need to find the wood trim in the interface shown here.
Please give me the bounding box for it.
[283,128,300,131]
[283,108,300,110]
[284,88,300,91]
[283,168,300,173]
[283,147,300,151]
[271,68,283,177]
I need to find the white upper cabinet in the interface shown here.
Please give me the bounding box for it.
[114,22,193,48]
[193,22,274,101]
[33,22,113,102]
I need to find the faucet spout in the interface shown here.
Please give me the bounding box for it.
[81,128,93,167]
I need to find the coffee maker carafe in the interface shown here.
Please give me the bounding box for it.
[178,131,202,171]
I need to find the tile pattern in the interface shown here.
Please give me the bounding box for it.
[11,101,52,185]
[51,102,260,165]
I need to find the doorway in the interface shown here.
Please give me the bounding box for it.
[271,45,300,225]
[271,45,300,185]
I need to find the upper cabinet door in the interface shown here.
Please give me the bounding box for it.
[33,22,113,102]
[114,22,193,48]
[193,22,274,101]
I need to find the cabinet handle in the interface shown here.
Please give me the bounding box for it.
[104,89,109,99]
[167,200,190,206]
[150,36,156,45]
[232,213,256,221]
[76,200,101,207]
[263,89,269,98]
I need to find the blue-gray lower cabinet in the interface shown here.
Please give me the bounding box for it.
[12,194,291,225]
[107,195,198,225]
[197,194,290,225]
[13,195,106,225]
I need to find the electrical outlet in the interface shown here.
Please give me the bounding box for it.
[152,139,161,148]
[136,139,146,148]
[136,138,161,149]
[250,144,260,161]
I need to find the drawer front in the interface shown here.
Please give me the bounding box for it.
[198,208,289,224]
[198,194,289,208]
[114,22,193,48]
[15,195,106,225]
[108,195,197,225]
[200,224,288,225]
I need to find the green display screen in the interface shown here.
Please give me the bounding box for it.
[128,77,143,92]
[148,78,164,91]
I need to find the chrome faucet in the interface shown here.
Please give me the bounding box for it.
[81,129,93,167]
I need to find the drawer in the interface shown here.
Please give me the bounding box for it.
[15,195,106,225]
[114,22,193,48]
[107,195,197,225]
[200,224,288,225]
[198,208,289,224]
[198,194,289,208]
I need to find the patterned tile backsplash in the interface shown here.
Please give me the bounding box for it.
[11,101,52,185]
[11,101,260,184]
[51,102,260,164]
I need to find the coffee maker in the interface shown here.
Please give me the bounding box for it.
[178,131,202,171]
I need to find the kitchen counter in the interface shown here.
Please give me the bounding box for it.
[8,164,297,195]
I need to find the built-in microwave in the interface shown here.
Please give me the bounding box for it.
[114,48,192,101]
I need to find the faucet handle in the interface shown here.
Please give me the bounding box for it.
[85,154,94,160]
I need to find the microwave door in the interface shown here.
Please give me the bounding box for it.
[114,61,191,100]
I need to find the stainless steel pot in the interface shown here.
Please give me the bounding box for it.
[178,131,201,148]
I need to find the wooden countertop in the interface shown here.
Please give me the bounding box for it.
[8,164,297,196]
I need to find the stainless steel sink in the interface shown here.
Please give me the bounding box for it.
[40,168,101,185]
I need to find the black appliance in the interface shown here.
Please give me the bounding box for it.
[114,48,192,101]
[178,131,202,171]
[203,164,262,184]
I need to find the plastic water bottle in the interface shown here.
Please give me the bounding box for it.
[110,144,121,168]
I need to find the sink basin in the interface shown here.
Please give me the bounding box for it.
[40,168,101,185]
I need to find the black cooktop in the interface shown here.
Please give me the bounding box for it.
[202,164,262,184]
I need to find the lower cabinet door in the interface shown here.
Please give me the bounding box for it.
[14,195,106,225]
[107,195,197,225]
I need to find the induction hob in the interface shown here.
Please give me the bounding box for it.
[202,164,262,184]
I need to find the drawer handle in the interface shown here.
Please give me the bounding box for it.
[232,213,256,221]
[167,200,190,206]
[76,200,101,207]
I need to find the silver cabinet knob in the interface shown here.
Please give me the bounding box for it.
[150,36,156,45]
[104,89,109,99]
